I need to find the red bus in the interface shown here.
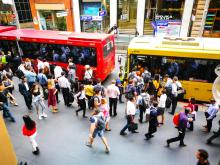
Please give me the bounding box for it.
[0,27,115,81]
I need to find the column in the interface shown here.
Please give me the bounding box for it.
[136,0,146,36]
[72,0,81,32]
[110,0,117,28]
[180,0,194,37]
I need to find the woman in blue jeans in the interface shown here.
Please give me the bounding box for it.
[0,87,15,122]
[86,109,110,153]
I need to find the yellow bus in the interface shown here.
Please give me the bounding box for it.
[127,37,220,102]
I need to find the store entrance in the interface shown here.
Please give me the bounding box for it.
[117,0,137,34]
[39,10,67,31]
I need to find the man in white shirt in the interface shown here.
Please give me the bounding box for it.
[157,89,167,125]
[37,58,44,72]
[54,65,63,79]
[169,76,182,115]
[107,79,120,117]
[58,72,71,106]
[84,65,93,84]
[136,89,150,123]
[120,96,138,135]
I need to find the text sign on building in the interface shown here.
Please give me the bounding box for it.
[56,11,68,17]
[99,10,106,16]
[80,16,93,21]
[92,16,102,21]
[155,15,173,20]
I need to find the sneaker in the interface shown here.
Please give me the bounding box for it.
[85,141,92,148]
[10,118,16,123]
[207,140,212,145]
[39,115,43,120]
[120,132,127,136]
[166,140,170,147]
[42,113,48,118]
[105,147,110,153]
[179,144,187,147]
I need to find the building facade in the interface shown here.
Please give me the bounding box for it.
[29,0,74,31]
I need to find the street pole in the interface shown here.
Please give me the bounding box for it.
[11,0,20,29]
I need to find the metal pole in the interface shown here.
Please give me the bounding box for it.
[11,0,20,29]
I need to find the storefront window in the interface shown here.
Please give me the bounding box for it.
[203,0,220,37]
[0,1,15,26]
[39,10,67,31]
[145,0,185,36]
[79,0,110,33]
[117,0,137,33]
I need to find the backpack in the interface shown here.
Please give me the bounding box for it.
[16,69,24,79]
[140,95,149,110]
[69,91,74,103]
[89,96,100,108]
[173,113,180,126]
[143,72,151,83]
[128,72,135,80]
[38,74,47,86]
[96,115,106,130]
[150,107,157,117]
[125,85,135,99]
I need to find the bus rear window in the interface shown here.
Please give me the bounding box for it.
[103,40,114,57]
[19,41,97,67]
[130,54,219,83]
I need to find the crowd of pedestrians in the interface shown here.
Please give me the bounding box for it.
[0,56,219,164]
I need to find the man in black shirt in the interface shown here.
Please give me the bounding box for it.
[196,149,210,165]
[207,120,220,144]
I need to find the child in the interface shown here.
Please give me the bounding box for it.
[22,115,39,155]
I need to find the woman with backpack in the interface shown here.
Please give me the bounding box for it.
[86,109,110,153]
[22,115,40,155]
[75,85,87,118]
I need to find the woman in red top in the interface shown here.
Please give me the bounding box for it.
[22,115,39,155]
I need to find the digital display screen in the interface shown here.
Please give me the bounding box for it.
[83,2,101,16]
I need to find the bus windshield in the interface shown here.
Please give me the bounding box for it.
[130,54,219,83]
[19,41,97,67]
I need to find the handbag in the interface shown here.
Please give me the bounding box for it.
[128,122,138,131]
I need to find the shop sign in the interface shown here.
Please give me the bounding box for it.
[80,16,93,21]
[92,16,102,21]
[155,15,173,20]
[56,11,68,17]
[152,20,181,37]
[99,10,106,16]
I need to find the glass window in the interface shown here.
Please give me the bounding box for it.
[14,0,32,23]
[103,39,114,57]
[0,40,19,57]
[117,0,137,32]
[19,42,97,67]
[130,54,219,83]
[203,0,220,37]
